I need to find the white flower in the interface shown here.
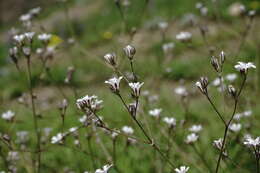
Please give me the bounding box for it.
[234,62,256,73]
[225,73,237,82]
[123,45,136,60]
[13,34,25,44]
[189,125,202,133]
[7,151,19,161]
[95,164,113,173]
[105,76,123,92]
[229,123,242,132]
[51,133,64,144]
[185,133,198,144]
[76,95,102,111]
[149,108,162,118]
[162,42,175,54]
[122,126,134,135]
[174,86,188,96]
[176,32,192,42]
[211,77,223,87]
[244,136,260,148]
[29,7,41,16]
[69,127,78,133]
[233,113,243,120]
[158,21,168,31]
[24,32,35,41]
[228,2,246,17]
[19,14,31,22]
[38,33,52,42]
[79,115,87,123]
[212,138,227,156]
[243,110,252,117]
[129,82,144,97]
[104,53,117,66]
[2,110,15,121]
[175,166,189,173]
[163,117,176,127]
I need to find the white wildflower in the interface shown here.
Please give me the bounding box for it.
[189,124,202,133]
[149,108,162,118]
[175,166,189,173]
[105,76,123,93]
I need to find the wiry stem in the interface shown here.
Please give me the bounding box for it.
[26,57,41,173]
[215,74,247,173]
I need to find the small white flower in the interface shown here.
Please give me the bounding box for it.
[24,32,35,41]
[51,133,64,144]
[175,166,189,173]
[13,34,25,44]
[19,14,31,22]
[176,32,192,42]
[2,110,15,121]
[174,86,188,96]
[212,138,227,156]
[234,62,256,73]
[163,117,176,127]
[185,133,198,144]
[233,113,243,120]
[189,125,202,133]
[69,127,78,133]
[211,77,223,87]
[162,42,175,54]
[244,136,260,148]
[38,33,52,42]
[76,95,102,111]
[7,151,19,161]
[149,108,162,118]
[105,76,123,92]
[129,82,144,97]
[243,110,252,117]
[29,7,41,16]
[229,123,242,132]
[225,73,237,82]
[122,126,134,135]
[158,21,168,31]
[95,164,113,173]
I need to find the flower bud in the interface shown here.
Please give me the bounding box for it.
[104,53,117,67]
[228,85,236,98]
[124,45,136,60]
[220,51,225,65]
[128,103,136,117]
[211,56,220,72]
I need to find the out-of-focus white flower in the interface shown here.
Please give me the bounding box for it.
[29,7,41,16]
[149,108,162,118]
[233,113,243,120]
[243,110,252,117]
[79,115,87,124]
[95,164,113,173]
[189,125,202,133]
[175,165,189,173]
[7,151,19,161]
[228,2,246,17]
[225,73,237,82]
[176,32,192,42]
[200,7,208,16]
[212,138,228,156]
[1,110,15,121]
[162,42,175,54]
[16,131,29,143]
[104,53,117,67]
[158,21,168,31]
[122,126,134,135]
[185,133,198,144]
[13,34,25,44]
[234,62,256,73]
[124,45,136,60]
[212,77,223,87]
[244,136,260,148]
[174,86,188,96]
[38,33,52,42]
[24,32,35,41]
[51,133,64,144]
[19,14,31,22]
[69,127,78,133]
[129,82,144,97]
[163,117,176,127]
[229,123,242,132]
[105,76,123,93]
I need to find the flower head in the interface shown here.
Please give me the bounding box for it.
[104,53,117,67]
[229,123,242,132]
[76,95,103,111]
[189,124,202,133]
[185,133,198,144]
[149,108,162,118]
[51,133,64,144]
[95,164,113,173]
[38,33,52,43]
[163,117,176,127]
[2,110,15,121]
[244,136,260,148]
[176,32,192,42]
[124,45,136,60]
[105,76,123,93]
[234,62,256,74]
[175,166,189,173]
[174,86,188,97]
[129,82,144,97]
[122,126,134,135]
[195,77,208,94]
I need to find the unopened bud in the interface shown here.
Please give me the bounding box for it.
[128,103,136,117]
[211,56,220,72]
[104,53,117,67]
[220,51,225,65]
[65,66,75,84]
[124,45,136,60]
[228,85,236,97]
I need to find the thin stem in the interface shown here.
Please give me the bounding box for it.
[26,57,41,173]
[130,60,137,82]
[215,75,247,173]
